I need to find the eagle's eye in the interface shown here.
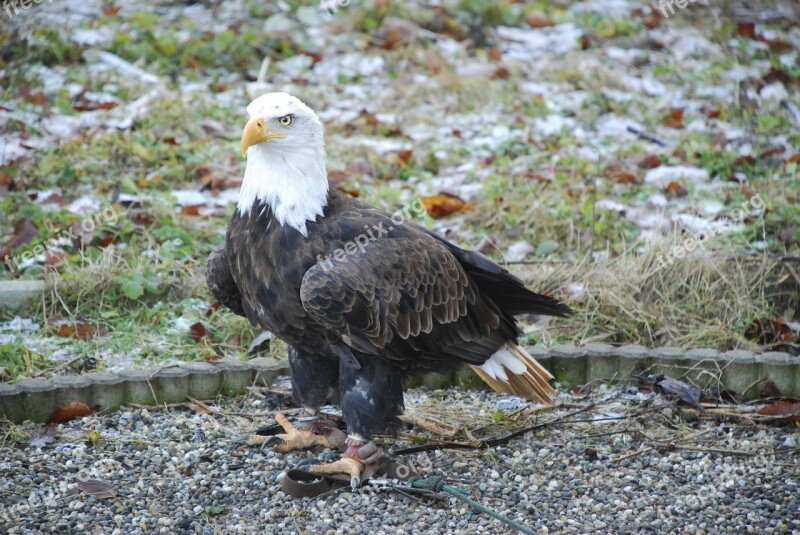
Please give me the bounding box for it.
[278,115,293,127]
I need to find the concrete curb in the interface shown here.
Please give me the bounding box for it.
[0,357,289,423]
[1,346,797,423]
[408,344,799,399]
[0,280,46,313]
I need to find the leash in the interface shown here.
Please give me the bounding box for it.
[282,463,539,535]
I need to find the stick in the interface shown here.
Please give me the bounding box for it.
[626,125,670,147]
[610,446,653,463]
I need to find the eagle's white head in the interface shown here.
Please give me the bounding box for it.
[238,92,328,236]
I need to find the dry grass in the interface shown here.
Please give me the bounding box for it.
[517,243,796,350]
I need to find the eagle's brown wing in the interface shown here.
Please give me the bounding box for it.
[206,244,246,317]
[299,229,516,370]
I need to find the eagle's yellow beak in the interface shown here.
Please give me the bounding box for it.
[241,117,287,157]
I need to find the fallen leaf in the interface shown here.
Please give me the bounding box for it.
[29,425,56,448]
[656,376,702,408]
[615,171,638,185]
[756,401,800,424]
[664,181,687,198]
[299,49,323,63]
[50,321,95,340]
[190,321,208,343]
[13,218,38,248]
[637,154,661,169]
[757,146,785,160]
[102,5,121,16]
[187,402,212,415]
[44,250,67,267]
[736,21,756,39]
[396,149,413,166]
[205,301,221,317]
[757,36,792,52]
[785,153,800,164]
[97,236,116,248]
[180,205,203,216]
[72,100,119,112]
[76,478,116,499]
[492,66,510,80]
[663,108,684,129]
[38,191,67,206]
[525,11,554,28]
[420,194,470,218]
[487,46,502,62]
[759,380,782,399]
[641,9,662,29]
[49,401,92,423]
[745,318,795,345]
[27,91,47,107]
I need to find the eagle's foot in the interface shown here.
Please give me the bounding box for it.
[344,436,383,464]
[307,457,365,489]
[303,437,384,489]
[250,413,343,452]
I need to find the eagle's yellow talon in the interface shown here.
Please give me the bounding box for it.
[249,413,337,452]
[308,457,365,489]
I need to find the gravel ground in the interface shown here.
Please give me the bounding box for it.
[1,381,798,534]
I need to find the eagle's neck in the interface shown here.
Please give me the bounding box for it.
[237,145,329,236]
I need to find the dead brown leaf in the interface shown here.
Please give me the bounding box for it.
[525,11,554,28]
[756,401,800,424]
[637,154,661,169]
[76,478,117,499]
[420,194,471,218]
[664,181,687,198]
[181,205,203,217]
[49,401,92,423]
[190,321,208,343]
[615,171,639,185]
[396,149,413,166]
[759,380,782,399]
[736,22,756,39]
[663,108,684,129]
[13,218,38,248]
[51,322,95,340]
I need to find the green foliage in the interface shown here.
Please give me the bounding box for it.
[114,267,163,300]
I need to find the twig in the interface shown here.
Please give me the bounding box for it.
[784,262,800,288]
[646,443,755,457]
[393,399,610,455]
[626,125,670,147]
[741,377,768,398]
[127,402,186,410]
[609,446,654,463]
[32,355,82,377]
[782,100,800,127]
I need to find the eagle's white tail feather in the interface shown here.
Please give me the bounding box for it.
[470,343,555,405]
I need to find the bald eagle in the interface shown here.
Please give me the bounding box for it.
[206,92,571,484]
